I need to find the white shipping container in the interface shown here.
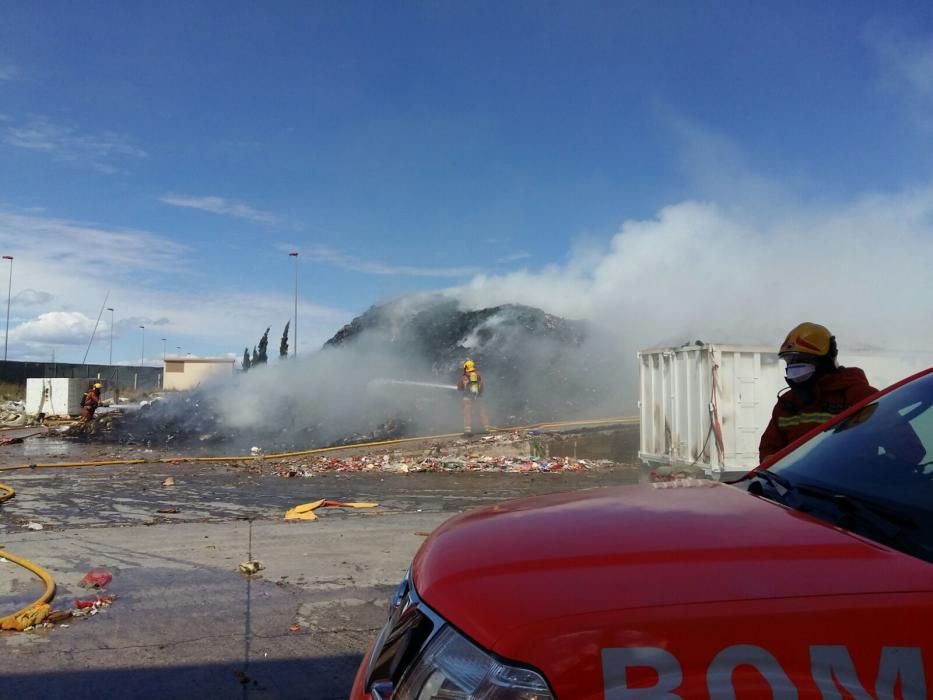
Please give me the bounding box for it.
[637,343,933,479]
[638,344,783,478]
[25,378,97,418]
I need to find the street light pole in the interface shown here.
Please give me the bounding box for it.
[139,325,145,366]
[161,338,166,362]
[106,307,114,365]
[2,255,13,363]
[289,251,298,357]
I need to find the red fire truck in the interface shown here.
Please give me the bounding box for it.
[352,368,933,699]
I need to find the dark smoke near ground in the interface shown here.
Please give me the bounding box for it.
[74,297,628,450]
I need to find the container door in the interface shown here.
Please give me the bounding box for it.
[638,351,675,464]
[720,351,781,470]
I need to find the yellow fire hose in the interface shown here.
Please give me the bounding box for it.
[0,482,57,631]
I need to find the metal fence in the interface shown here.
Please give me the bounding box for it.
[0,361,163,391]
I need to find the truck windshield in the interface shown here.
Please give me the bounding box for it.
[764,371,933,562]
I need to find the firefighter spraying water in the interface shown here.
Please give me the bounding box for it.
[458,359,490,434]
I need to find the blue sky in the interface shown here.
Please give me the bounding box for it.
[1,1,932,364]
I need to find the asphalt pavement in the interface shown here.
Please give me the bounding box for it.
[0,430,639,699]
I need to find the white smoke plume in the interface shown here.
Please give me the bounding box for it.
[454,191,933,357]
[199,184,933,447]
[209,298,615,447]
[212,329,462,446]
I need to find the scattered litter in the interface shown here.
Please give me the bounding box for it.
[273,453,599,475]
[75,595,114,610]
[47,610,73,624]
[0,406,29,427]
[284,499,379,521]
[288,624,301,632]
[71,595,115,618]
[0,436,24,446]
[78,567,113,589]
[234,671,251,685]
[414,531,432,537]
[162,477,175,487]
[268,433,612,477]
[250,446,263,456]
[25,522,43,531]
[156,507,180,514]
[239,560,264,575]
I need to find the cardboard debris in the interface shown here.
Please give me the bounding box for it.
[239,560,264,575]
[284,499,379,521]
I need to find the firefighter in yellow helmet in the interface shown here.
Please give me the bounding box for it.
[457,359,490,434]
[81,382,103,421]
[759,323,876,462]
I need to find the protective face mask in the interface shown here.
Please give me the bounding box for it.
[785,363,816,383]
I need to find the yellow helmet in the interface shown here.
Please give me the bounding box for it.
[779,322,833,357]
[463,359,475,372]
[93,383,103,389]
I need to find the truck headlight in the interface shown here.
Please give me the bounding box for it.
[395,625,553,700]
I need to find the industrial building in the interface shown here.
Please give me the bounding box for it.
[162,356,235,391]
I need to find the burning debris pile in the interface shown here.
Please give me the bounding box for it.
[68,297,624,449]
[68,394,410,451]
[325,297,619,424]
[67,392,233,447]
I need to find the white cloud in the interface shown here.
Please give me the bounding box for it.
[867,23,933,129]
[160,193,279,224]
[113,316,171,334]
[0,64,20,81]
[306,244,480,278]
[13,289,53,306]
[496,251,531,264]
[0,210,187,272]
[0,207,352,362]
[2,116,147,173]
[9,311,97,345]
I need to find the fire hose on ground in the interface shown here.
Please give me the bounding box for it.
[0,482,56,631]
